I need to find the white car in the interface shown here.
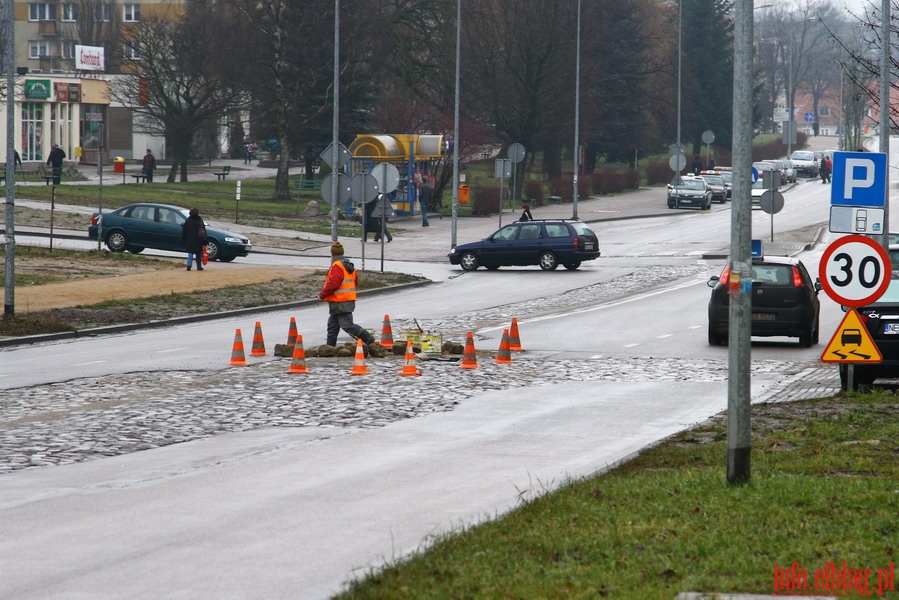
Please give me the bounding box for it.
[790,150,819,178]
[780,159,798,183]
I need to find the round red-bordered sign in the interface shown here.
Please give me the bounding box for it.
[818,235,892,307]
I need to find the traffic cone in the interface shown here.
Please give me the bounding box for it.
[460,331,478,369]
[286,334,309,374]
[348,338,371,375]
[495,329,513,365]
[250,321,267,357]
[380,314,395,349]
[285,317,298,349]
[229,329,248,366]
[509,317,524,352]
[397,339,421,376]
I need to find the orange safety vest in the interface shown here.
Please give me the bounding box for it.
[322,260,357,303]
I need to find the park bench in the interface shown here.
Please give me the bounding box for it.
[130,172,148,183]
[214,165,231,180]
[292,179,322,194]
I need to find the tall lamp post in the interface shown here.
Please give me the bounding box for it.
[4,0,16,316]
[673,0,683,185]
[451,0,461,248]
[572,0,581,219]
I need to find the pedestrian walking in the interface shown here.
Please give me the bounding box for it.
[142,149,157,182]
[373,194,394,242]
[519,202,533,222]
[46,144,66,185]
[691,155,702,176]
[361,199,380,242]
[13,149,22,169]
[418,179,433,227]
[319,242,376,347]
[821,155,832,184]
[181,208,207,271]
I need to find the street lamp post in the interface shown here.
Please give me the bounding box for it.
[572,0,581,219]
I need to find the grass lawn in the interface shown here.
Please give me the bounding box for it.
[336,393,899,599]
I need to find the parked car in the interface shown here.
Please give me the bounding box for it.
[447,219,600,271]
[780,159,798,183]
[88,203,252,262]
[698,171,728,204]
[839,245,899,390]
[667,176,713,210]
[707,255,822,347]
[752,161,783,188]
[765,159,789,185]
[718,168,733,200]
[790,150,819,177]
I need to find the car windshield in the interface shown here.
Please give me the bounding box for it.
[678,180,705,190]
[702,175,724,185]
[753,163,772,171]
[750,264,793,285]
[792,152,814,161]
[720,172,733,183]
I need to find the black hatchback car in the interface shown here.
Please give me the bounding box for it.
[448,219,600,271]
[707,256,822,347]
[88,203,252,262]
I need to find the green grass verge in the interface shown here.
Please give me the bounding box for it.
[337,394,899,599]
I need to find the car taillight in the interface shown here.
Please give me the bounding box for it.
[719,265,730,285]
[792,266,803,287]
[91,215,98,225]
[573,237,580,249]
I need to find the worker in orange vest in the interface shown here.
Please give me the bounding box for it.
[319,241,376,347]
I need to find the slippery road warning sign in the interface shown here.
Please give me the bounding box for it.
[821,308,883,363]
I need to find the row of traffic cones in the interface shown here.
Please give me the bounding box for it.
[228,316,525,373]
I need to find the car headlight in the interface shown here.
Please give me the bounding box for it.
[224,236,249,244]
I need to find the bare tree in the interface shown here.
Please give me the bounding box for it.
[109,11,247,182]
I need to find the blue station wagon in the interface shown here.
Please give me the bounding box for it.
[448,219,600,271]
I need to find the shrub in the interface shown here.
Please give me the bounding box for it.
[549,177,573,202]
[524,180,545,205]
[473,186,500,216]
[646,161,675,185]
[624,168,639,189]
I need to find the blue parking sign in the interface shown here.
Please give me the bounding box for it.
[831,151,887,208]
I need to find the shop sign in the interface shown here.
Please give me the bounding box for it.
[68,83,81,102]
[25,80,51,99]
[55,83,68,102]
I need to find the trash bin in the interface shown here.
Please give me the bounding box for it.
[459,184,470,204]
[113,157,126,174]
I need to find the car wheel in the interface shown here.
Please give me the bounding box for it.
[539,251,558,271]
[206,240,222,262]
[799,327,813,348]
[708,326,725,346]
[106,230,128,252]
[812,315,820,345]
[704,199,711,210]
[218,256,236,263]
[127,246,144,254]
[563,261,581,271]
[459,251,479,271]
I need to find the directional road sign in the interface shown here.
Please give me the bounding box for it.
[804,111,815,122]
[820,309,882,363]
[818,235,891,307]
[831,151,887,208]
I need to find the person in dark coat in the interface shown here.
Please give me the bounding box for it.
[361,199,381,242]
[418,180,433,227]
[181,208,207,271]
[46,144,66,185]
[519,202,533,222]
[142,149,157,182]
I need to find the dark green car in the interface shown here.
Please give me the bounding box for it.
[88,203,252,262]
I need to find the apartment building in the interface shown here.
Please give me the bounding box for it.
[0,0,178,165]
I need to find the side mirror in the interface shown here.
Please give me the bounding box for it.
[814,279,823,292]
[707,276,720,288]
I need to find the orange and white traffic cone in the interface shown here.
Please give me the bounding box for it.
[509,317,524,352]
[229,329,248,366]
[250,321,267,357]
[380,314,395,349]
[495,329,513,365]
[285,316,298,350]
[286,334,309,374]
[460,331,478,369]
[348,338,371,375]
[397,339,421,376]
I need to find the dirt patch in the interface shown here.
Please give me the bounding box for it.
[15,261,313,313]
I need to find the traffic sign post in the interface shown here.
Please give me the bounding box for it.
[818,235,891,307]
[821,308,882,363]
[831,151,887,208]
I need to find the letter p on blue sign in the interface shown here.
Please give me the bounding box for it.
[831,151,887,208]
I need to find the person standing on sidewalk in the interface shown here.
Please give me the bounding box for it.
[418,179,433,227]
[142,149,157,182]
[46,144,66,185]
[319,242,376,347]
[181,208,207,271]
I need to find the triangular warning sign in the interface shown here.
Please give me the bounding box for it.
[821,308,883,363]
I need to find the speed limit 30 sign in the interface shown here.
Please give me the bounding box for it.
[819,235,891,307]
